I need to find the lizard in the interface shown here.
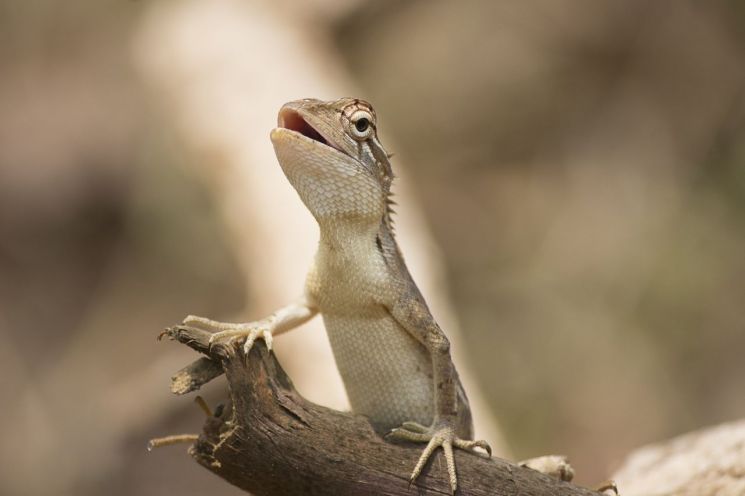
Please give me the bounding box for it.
[183,98,563,493]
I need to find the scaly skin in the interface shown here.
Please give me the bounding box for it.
[185,98,490,493]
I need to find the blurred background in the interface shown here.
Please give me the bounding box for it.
[1,0,744,495]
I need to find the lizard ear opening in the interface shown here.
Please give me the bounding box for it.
[278,108,328,146]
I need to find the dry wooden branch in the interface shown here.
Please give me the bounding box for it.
[170,357,224,395]
[159,325,602,495]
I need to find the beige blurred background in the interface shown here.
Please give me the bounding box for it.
[1,1,744,495]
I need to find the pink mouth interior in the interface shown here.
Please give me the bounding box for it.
[278,109,329,146]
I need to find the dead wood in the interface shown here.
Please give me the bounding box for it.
[158,325,602,496]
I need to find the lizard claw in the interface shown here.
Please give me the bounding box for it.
[454,437,492,457]
[518,454,575,482]
[241,325,273,354]
[182,315,274,355]
[388,419,490,494]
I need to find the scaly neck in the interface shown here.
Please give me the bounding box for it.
[317,218,380,256]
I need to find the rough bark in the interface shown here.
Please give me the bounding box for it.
[171,357,224,395]
[158,325,601,496]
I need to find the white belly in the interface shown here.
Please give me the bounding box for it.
[323,309,434,432]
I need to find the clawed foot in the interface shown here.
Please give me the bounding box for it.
[183,315,274,355]
[594,480,619,495]
[387,420,491,493]
[518,454,575,482]
[519,456,618,493]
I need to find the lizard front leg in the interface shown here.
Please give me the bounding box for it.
[385,298,490,494]
[183,296,317,354]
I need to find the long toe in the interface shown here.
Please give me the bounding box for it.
[409,436,441,486]
[391,420,488,494]
[442,440,457,493]
[453,438,492,457]
[400,421,429,433]
[388,428,431,443]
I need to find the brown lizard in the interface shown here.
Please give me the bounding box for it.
[183,98,569,493]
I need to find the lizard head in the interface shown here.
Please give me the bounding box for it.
[270,98,394,228]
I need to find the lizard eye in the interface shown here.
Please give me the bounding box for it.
[349,110,374,140]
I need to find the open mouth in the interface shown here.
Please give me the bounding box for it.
[278,108,331,147]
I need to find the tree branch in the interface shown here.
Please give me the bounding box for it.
[170,356,224,395]
[159,325,601,495]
